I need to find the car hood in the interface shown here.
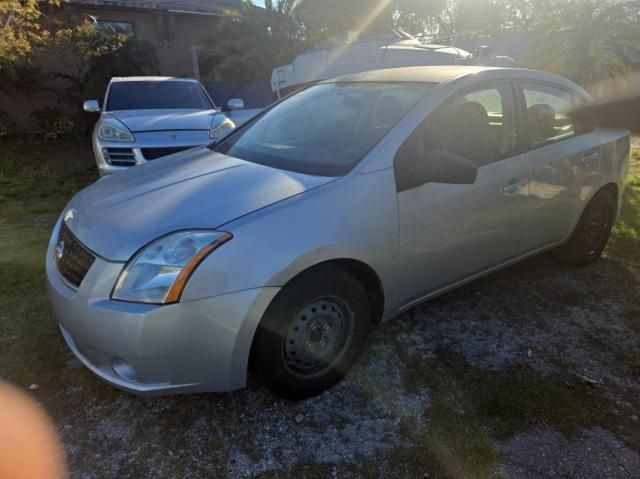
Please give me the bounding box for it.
[108,109,220,132]
[63,147,336,261]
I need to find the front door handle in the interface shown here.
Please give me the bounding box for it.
[502,177,528,195]
[581,152,599,167]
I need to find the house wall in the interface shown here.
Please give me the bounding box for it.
[71,5,222,78]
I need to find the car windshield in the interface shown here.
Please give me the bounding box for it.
[213,82,433,176]
[106,81,214,111]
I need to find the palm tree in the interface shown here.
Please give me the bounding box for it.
[200,0,307,82]
[395,0,448,35]
[523,0,640,89]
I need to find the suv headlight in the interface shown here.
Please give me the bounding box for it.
[112,231,232,304]
[98,123,135,142]
[209,117,235,139]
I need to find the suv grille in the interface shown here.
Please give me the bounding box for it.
[55,223,96,288]
[103,147,136,167]
[141,146,194,160]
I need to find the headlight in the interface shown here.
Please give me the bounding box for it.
[98,123,135,142]
[112,231,232,304]
[209,117,235,139]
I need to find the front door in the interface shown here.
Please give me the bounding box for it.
[394,82,530,307]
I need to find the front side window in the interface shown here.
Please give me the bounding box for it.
[106,81,214,111]
[411,83,517,168]
[522,83,575,147]
[214,82,433,176]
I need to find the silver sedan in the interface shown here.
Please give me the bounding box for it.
[48,66,629,399]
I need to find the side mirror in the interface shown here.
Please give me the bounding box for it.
[418,149,478,185]
[395,145,478,191]
[225,98,244,111]
[83,100,100,113]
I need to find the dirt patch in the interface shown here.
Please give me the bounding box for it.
[496,427,640,478]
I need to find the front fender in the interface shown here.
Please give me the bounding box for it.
[180,168,400,313]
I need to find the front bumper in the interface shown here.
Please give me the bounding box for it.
[93,130,211,176]
[46,220,279,395]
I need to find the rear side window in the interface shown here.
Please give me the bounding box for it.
[522,83,575,147]
[416,83,517,168]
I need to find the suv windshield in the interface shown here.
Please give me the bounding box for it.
[106,81,214,111]
[213,82,433,176]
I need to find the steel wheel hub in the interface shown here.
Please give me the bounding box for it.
[283,297,352,375]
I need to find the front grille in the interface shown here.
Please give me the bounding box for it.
[103,147,136,167]
[55,223,96,288]
[141,146,194,160]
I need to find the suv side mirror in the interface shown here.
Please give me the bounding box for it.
[225,98,244,111]
[83,100,100,113]
[395,142,478,192]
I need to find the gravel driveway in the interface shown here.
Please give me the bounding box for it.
[40,253,639,478]
[1,143,639,478]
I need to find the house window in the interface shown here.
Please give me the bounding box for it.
[93,20,135,38]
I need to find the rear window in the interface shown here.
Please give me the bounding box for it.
[106,81,214,111]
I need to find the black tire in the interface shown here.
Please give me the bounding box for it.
[251,266,372,400]
[555,189,616,266]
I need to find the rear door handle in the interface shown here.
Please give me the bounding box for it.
[502,177,528,195]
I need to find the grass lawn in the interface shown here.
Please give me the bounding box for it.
[1,139,639,478]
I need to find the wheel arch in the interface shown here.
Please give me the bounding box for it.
[269,258,385,324]
[247,258,385,374]
[566,181,619,242]
[597,182,619,217]
[322,259,385,324]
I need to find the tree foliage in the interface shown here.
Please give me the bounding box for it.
[0,0,57,66]
[395,0,447,35]
[2,0,640,113]
[46,17,157,105]
[200,0,307,81]
[296,0,392,39]
[0,2,158,134]
[523,0,640,88]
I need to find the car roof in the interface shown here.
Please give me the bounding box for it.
[324,65,576,88]
[109,76,200,83]
[324,65,494,84]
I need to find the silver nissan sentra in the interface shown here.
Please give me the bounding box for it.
[47,66,629,399]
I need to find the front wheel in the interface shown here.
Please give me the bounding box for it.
[251,266,372,400]
[555,189,616,266]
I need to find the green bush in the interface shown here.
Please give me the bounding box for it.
[30,106,76,140]
[0,110,12,137]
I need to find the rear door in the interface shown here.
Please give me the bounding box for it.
[394,81,530,307]
[517,81,603,251]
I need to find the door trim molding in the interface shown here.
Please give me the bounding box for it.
[393,238,566,315]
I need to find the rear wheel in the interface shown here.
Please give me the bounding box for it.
[555,189,615,266]
[252,266,372,400]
